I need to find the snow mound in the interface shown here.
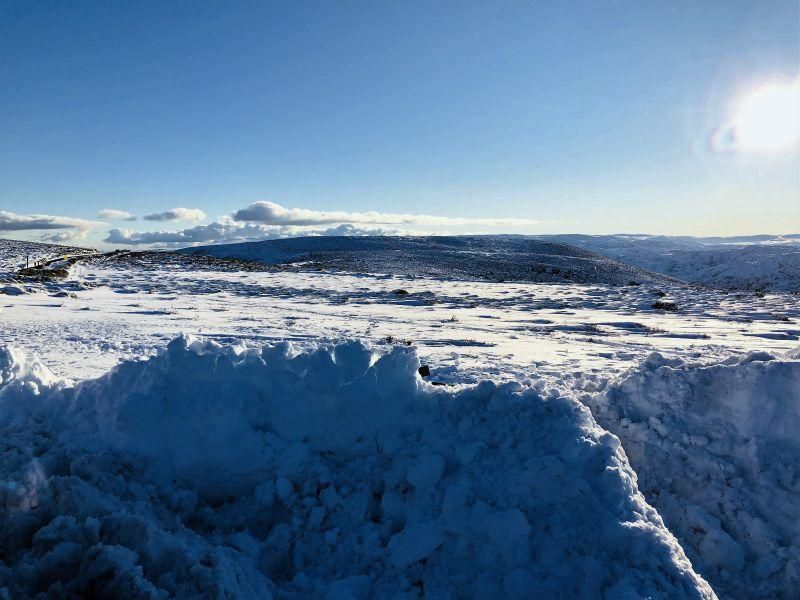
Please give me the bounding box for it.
[588,350,800,599]
[0,337,713,598]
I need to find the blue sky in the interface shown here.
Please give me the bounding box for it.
[1,1,798,247]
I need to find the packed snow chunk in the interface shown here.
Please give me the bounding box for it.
[485,509,532,552]
[406,453,445,489]
[325,575,371,600]
[588,350,800,599]
[0,345,68,408]
[388,522,444,568]
[0,337,714,598]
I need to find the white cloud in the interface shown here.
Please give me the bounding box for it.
[104,201,536,247]
[40,229,91,244]
[104,220,403,247]
[98,209,136,221]
[233,201,535,227]
[105,222,263,245]
[0,210,99,232]
[143,207,207,223]
[318,223,402,237]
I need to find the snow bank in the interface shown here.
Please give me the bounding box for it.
[587,350,800,599]
[0,337,713,598]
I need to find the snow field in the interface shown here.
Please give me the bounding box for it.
[3,264,799,384]
[0,336,713,598]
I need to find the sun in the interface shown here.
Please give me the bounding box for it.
[730,79,799,152]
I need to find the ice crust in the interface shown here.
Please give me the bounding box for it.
[0,336,713,598]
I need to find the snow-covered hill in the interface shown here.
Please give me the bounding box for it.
[0,238,95,279]
[179,235,678,287]
[539,234,800,291]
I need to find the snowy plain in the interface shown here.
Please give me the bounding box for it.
[1,237,799,598]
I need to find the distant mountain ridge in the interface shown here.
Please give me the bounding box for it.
[5,233,797,290]
[536,234,800,291]
[179,235,678,286]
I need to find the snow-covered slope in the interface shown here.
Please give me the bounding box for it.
[0,238,95,279]
[0,337,713,598]
[179,236,678,286]
[539,234,800,291]
[586,350,800,598]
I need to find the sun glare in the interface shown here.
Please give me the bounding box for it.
[730,80,799,152]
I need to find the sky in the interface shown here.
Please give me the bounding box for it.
[0,0,798,248]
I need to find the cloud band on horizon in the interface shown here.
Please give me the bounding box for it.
[104,222,402,246]
[233,201,535,227]
[0,210,100,232]
[104,201,534,246]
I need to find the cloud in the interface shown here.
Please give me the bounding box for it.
[106,223,257,245]
[318,223,402,237]
[0,210,99,232]
[40,229,91,244]
[98,209,136,221]
[104,220,402,247]
[104,200,536,247]
[233,201,535,227]
[143,207,207,223]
